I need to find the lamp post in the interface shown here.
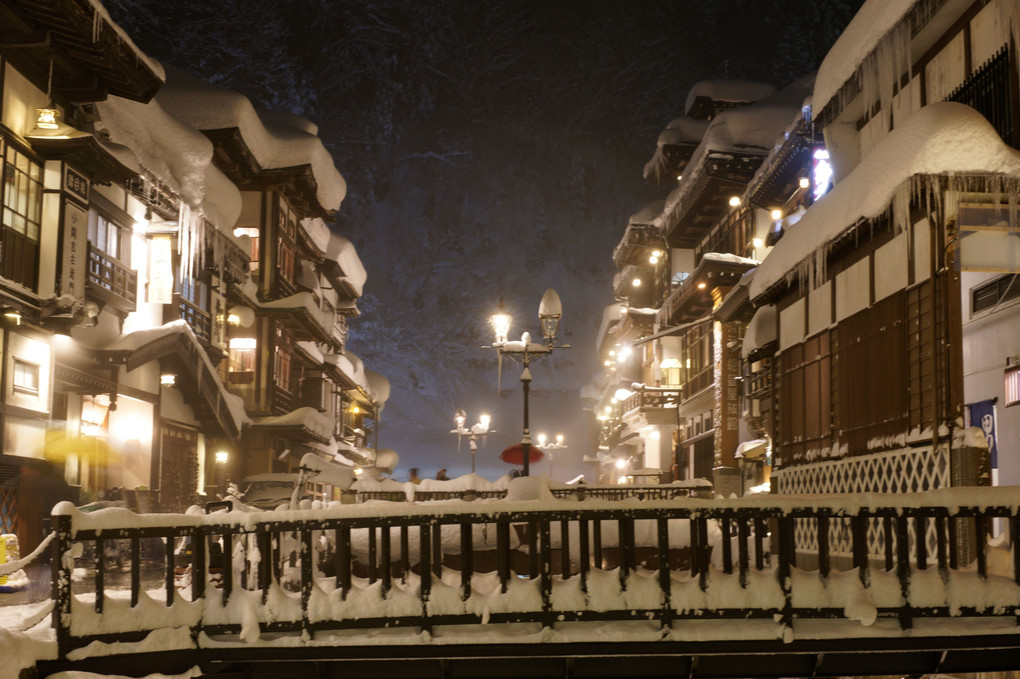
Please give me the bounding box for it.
[452,409,492,474]
[487,290,569,477]
[537,433,567,478]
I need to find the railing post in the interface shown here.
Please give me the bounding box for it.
[852,513,870,587]
[221,533,233,605]
[539,520,552,617]
[460,523,472,601]
[817,515,830,579]
[368,526,378,583]
[194,529,208,603]
[381,526,392,596]
[657,517,672,631]
[720,517,733,574]
[895,515,913,630]
[300,528,313,634]
[560,520,571,578]
[496,521,510,593]
[130,537,141,608]
[578,518,590,596]
[776,516,793,630]
[336,526,351,600]
[738,514,750,588]
[165,531,176,607]
[419,524,432,632]
[52,514,73,657]
[95,537,105,614]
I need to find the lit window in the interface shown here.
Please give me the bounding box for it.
[12,358,39,396]
[228,337,256,373]
[812,149,833,201]
[234,226,260,271]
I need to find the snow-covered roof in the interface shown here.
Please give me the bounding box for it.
[95,95,242,231]
[364,369,391,407]
[86,0,166,82]
[813,0,915,119]
[742,304,777,358]
[252,407,334,442]
[684,79,778,115]
[326,232,367,297]
[656,77,814,230]
[301,217,332,254]
[629,201,666,226]
[157,68,346,212]
[750,102,1020,300]
[642,117,710,179]
[106,320,249,433]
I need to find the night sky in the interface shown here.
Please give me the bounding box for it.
[104,0,862,481]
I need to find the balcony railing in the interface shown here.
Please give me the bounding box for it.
[948,46,1016,149]
[622,387,682,414]
[178,296,211,344]
[86,243,137,314]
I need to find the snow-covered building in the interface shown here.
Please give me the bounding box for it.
[589,77,821,491]
[748,0,1020,497]
[0,0,387,551]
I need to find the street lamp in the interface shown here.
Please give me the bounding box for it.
[452,409,492,474]
[486,289,569,477]
[537,433,567,478]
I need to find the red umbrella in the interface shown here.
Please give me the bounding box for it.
[499,442,545,466]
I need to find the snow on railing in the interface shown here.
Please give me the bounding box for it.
[48,488,1020,658]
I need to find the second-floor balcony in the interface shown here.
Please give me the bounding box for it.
[613,222,667,268]
[177,296,212,345]
[621,386,682,426]
[87,243,137,314]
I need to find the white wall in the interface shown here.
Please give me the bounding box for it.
[961,271,1020,487]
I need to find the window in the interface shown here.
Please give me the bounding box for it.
[274,346,292,393]
[1006,365,1020,407]
[1,143,42,288]
[228,337,256,376]
[87,210,129,263]
[12,358,39,396]
[234,226,260,272]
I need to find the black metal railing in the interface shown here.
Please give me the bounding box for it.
[947,46,1016,149]
[50,489,1020,658]
[621,387,682,414]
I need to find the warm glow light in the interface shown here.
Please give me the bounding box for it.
[3,309,21,326]
[479,413,491,429]
[604,405,612,413]
[770,209,782,220]
[227,313,241,326]
[608,349,616,357]
[160,373,176,387]
[631,278,642,287]
[652,250,662,258]
[229,337,257,350]
[728,196,741,207]
[799,176,810,189]
[214,451,229,464]
[538,433,547,446]
[697,281,707,290]
[649,255,659,264]
[614,388,633,401]
[35,108,59,130]
[604,360,611,367]
[676,175,683,181]
[660,358,680,369]
[351,405,360,414]
[556,434,564,445]
[615,459,627,470]
[490,299,512,344]
[618,346,632,360]
[753,237,765,248]
[354,467,363,476]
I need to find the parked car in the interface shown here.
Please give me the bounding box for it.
[239,473,299,510]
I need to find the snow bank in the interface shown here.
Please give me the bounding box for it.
[750,102,1020,300]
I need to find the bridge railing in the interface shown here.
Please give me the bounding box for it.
[354,485,707,503]
[50,488,1020,657]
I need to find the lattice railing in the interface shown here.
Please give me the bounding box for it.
[774,445,951,563]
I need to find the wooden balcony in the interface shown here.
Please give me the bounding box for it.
[612,223,667,268]
[86,243,137,314]
[621,387,682,426]
[177,296,212,344]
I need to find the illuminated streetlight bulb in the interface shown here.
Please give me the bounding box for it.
[753,237,764,248]
[538,433,547,447]
[771,209,782,220]
[799,176,810,189]
[728,196,741,207]
[632,278,642,287]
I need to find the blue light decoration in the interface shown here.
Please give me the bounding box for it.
[812,149,833,201]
